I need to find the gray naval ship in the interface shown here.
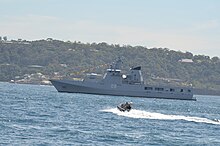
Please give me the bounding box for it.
[50,58,195,100]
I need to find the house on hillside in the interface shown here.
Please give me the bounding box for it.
[178,59,193,63]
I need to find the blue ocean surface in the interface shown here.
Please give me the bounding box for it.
[0,82,220,145]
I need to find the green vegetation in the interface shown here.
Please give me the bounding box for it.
[1,38,220,92]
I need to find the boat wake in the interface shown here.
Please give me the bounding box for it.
[101,108,220,125]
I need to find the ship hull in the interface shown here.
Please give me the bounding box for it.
[50,79,195,101]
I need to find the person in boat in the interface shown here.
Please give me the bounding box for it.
[124,102,131,111]
[118,102,132,112]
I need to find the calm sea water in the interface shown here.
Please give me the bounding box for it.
[0,82,220,146]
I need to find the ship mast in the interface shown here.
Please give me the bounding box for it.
[113,57,123,70]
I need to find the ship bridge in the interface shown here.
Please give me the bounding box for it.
[122,66,144,84]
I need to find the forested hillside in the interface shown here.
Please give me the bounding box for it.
[1,38,220,93]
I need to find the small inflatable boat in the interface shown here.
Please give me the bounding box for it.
[117,102,132,112]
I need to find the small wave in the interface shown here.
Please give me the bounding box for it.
[101,108,220,125]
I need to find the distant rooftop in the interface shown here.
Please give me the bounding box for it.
[178,59,193,63]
